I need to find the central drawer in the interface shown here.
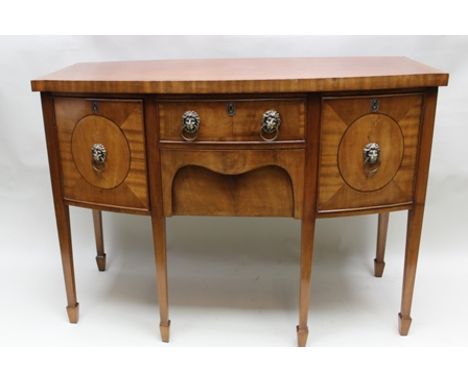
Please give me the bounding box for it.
[160,148,305,218]
[158,98,306,142]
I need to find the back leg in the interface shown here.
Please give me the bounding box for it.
[374,212,389,277]
[93,210,107,271]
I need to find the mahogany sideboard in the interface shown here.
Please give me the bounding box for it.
[31,57,448,346]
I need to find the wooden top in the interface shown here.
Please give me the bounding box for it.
[31,57,448,94]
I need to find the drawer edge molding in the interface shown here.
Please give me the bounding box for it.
[317,202,413,218]
[64,198,150,215]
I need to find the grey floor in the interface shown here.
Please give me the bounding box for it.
[1,168,467,346]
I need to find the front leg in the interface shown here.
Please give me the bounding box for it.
[42,93,79,323]
[297,217,316,347]
[399,88,438,335]
[399,206,425,335]
[55,204,79,323]
[151,215,170,342]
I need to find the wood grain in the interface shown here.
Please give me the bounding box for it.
[399,88,439,335]
[54,97,149,211]
[172,165,294,217]
[31,57,448,94]
[318,94,423,212]
[317,202,411,218]
[159,98,305,142]
[337,114,404,192]
[297,95,321,347]
[92,210,106,272]
[374,212,389,277]
[160,149,305,218]
[144,96,171,342]
[32,56,447,345]
[41,93,79,323]
[72,115,130,189]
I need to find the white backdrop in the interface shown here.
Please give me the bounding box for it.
[0,36,467,346]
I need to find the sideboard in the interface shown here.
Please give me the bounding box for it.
[31,57,448,346]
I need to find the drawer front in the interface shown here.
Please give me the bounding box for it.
[318,94,423,212]
[160,149,305,218]
[55,97,149,211]
[158,98,305,142]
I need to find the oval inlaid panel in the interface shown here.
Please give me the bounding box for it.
[338,113,404,192]
[71,115,130,189]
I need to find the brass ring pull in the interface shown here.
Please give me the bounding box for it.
[363,142,380,175]
[260,110,281,142]
[181,110,201,142]
[91,143,107,173]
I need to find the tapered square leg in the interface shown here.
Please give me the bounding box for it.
[151,215,170,343]
[374,212,389,277]
[296,95,320,347]
[398,206,424,336]
[398,313,412,335]
[42,93,80,324]
[92,210,107,272]
[374,259,385,278]
[397,88,438,337]
[297,218,316,347]
[95,254,106,272]
[296,325,309,347]
[160,320,171,343]
[56,204,80,324]
[145,97,171,343]
[66,303,80,323]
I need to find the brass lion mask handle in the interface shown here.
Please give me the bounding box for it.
[181,110,201,142]
[91,143,107,172]
[260,110,281,142]
[363,142,380,175]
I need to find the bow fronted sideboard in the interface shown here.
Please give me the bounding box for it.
[31,57,448,346]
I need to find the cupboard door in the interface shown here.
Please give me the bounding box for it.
[55,97,148,212]
[318,94,423,212]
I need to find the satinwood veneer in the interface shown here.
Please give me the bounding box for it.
[32,57,448,346]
